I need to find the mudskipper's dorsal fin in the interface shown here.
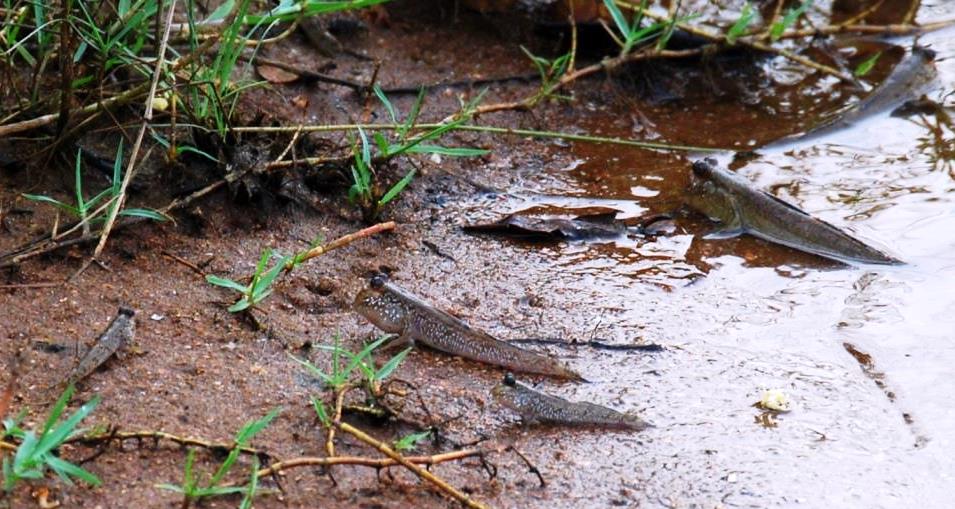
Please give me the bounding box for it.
[758,189,813,217]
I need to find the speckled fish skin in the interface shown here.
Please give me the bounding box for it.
[66,307,136,384]
[491,377,648,430]
[353,278,584,380]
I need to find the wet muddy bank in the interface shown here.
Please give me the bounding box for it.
[2,0,955,507]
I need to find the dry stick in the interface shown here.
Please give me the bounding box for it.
[506,445,545,488]
[67,429,263,455]
[250,449,485,480]
[775,20,955,39]
[465,47,704,119]
[0,282,62,289]
[325,385,351,458]
[287,221,396,268]
[250,56,367,91]
[339,422,489,509]
[88,0,178,263]
[161,251,206,276]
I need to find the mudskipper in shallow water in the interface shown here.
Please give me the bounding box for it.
[354,274,583,380]
[686,158,901,265]
[492,373,648,430]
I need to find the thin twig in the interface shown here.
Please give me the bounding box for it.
[325,384,350,458]
[69,429,263,455]
[288,221,396,268]
[506,445,545,488]
[89,0,178,262]
[234,448,486,485]
[234,120,722,152]
[339,422,489,509]
[161,251,206,277]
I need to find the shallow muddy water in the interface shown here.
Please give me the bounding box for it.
[444,10,955,509]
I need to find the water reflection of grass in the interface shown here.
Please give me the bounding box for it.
[911,95,955,177]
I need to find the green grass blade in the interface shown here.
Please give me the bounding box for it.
[44,455,101,486]
[205,275,248,293]
[602,0,631,40]
[21,194,77,216]
[373,84,398,123]
[404,145,489,157]
[112,139,125,189]
[235,407,281,445]
[854,52,881,77]
[154,483,186,493]
[36,396,101,458]
[289,354,334,385]
[227,297,253,312]
[375,346,411,381]
[377,168,416,207]
[771,0,812,41]
[206,0,235,22]
[342,335,391,379]
[40,385,75,437]
[239,457,260,509]
[74,148,85,214]
[399,88,426,139]
[312,397,331,426]
[726,3,755,45]
[357,127,371,168]
[11,431,39,477]
[253,248,271,278]
[118,208,169,221]
[252,255,291,301]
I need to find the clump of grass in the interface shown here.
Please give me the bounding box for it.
[348,86,489,222]
[22,141,167,233]
[206,248,290,312]
[292,333,411,391]
[602,0,666,55]
[520,47,572,104]
[1,385,101,491]
[156,407,280,508]
[392,429,431,453]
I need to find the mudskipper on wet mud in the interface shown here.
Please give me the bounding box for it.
[686,158,901,265]
[492,373,648,430]
[353,273,583,380]
[62,306,136,387]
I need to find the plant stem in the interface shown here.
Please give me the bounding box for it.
[339,422,489,509]
[234,123,723,152]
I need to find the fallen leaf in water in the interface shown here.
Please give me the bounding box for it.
[257,64,299,84]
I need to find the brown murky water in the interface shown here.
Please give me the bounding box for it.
[2,1,954,507]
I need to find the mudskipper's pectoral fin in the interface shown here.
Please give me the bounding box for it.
[379,331,415,354]
[703,227,745,240]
